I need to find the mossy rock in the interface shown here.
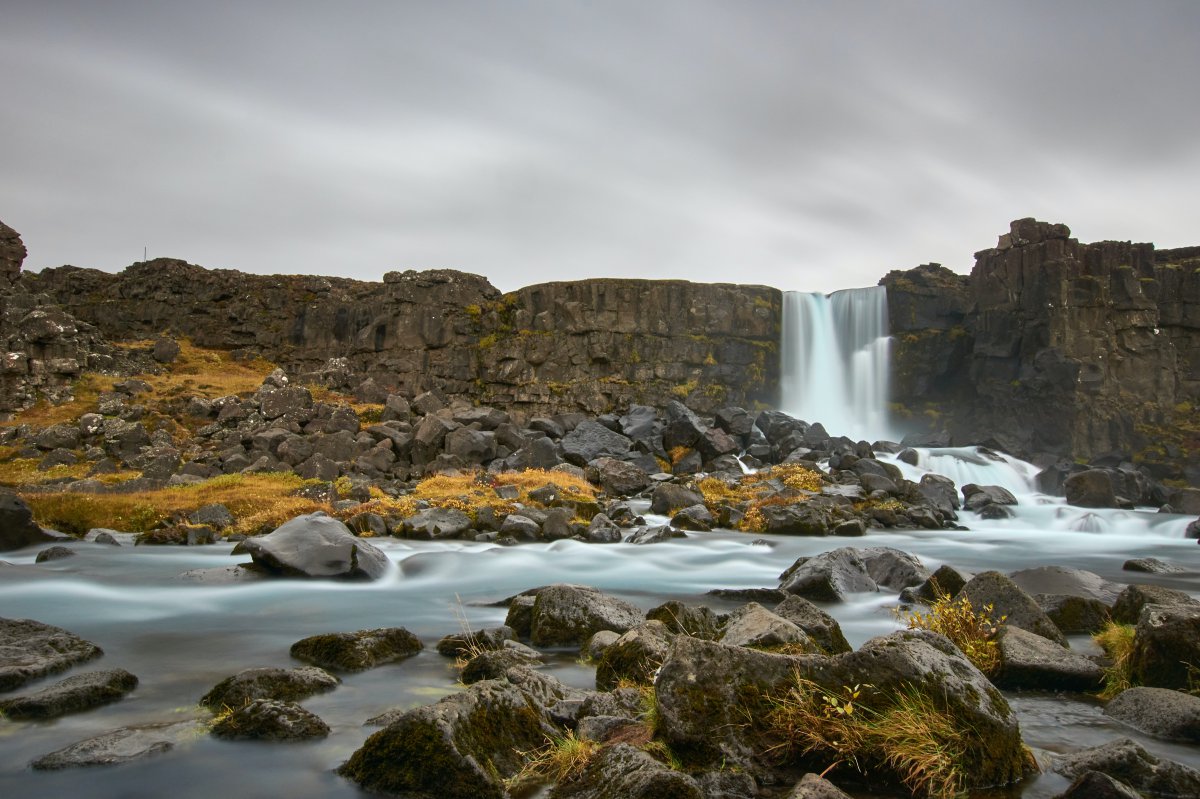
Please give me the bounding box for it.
[199,666,339,711]
[290,627,422,671]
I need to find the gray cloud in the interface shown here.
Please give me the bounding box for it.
[2,1,1198,293]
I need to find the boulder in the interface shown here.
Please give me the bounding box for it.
[290,627,423,671]
[590,457,651,497]
[0,668,138,720]
[645,600,725,640]
[1104,686,1200,743]
[671,504,714,531]
[560,420,633,466]
[584,513,622,543]
[961,484,1018,512]
[549,743,702,799]
[860,546,930,590]
[1130,604,1200,689]
[1064,469,1119,508]
[525,584,644,647]
[0,617,103,692]
[1037,593,1111,635]
[210,698,330,741]
[991,626,1105,692]
[786,773,854,798]
[232,513,389,580]
[460,646,544,684]
[595,620,673,690]
[956,571,1067,645]
[771,595,852,654]
[719,603,820,653]
[30,720,205,770]
[778,548,877,602]
[1008,566,1124,604]
[35,545,75,563]
[762,505,831,536]
[400,507,474,540]
[649,483,705,515]
[903,564,973,604]
[436,626,516,658]
[1051,770,1143,799]
[626,524,684,545]
[1052,738,1200,798]
[338,677,557,799]
[917,474,960,513]
[0,489,55,551]
[1111,584,1198,625]
[1122,558,1184,574]
[199,666,339,711]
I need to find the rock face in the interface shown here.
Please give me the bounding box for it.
[0,617,103,691]
[22,250,781,416]
[884,219,1200,478]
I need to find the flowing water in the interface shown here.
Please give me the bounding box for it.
[1,455,1198,798]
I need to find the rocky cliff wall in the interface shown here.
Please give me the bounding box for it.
[884,219,1200,481]
[20,251,781,419]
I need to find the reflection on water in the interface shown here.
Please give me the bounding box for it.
[1,450,1198,797]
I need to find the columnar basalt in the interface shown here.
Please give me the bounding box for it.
[884,218,1200,478]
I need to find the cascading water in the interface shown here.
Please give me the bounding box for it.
[779,286,891,442]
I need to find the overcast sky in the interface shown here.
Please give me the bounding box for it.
[2,2,1197,294]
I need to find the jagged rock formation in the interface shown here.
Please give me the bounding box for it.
[884,219,1200,480]
[23,257,780,417]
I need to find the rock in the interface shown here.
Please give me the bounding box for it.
[289,627,422,671]
[961,483,1018,512]
[231,512,389,580]
[720,603,819,652]
[590,457,651,497]
[30,720,204,770]
[499,514,542,541]
[35,545,75,563]
[991,626,1105,692]
[595,620,673,690]
[771,595,852,654]
[400,507,474,540]
[649,483,705,515]
[917,473,960,513]
[1104,686,1200,743]
[444,427,497,464]
[778,548,877,601]
[1122,557,1184,574]
[338,677,556,799]
[1131,604,1200,689]
[210,698,330,741]
[956,571,1067,645]
[699,770,759,799]
[645,600,725,640]
[435,626,516,657]
[0,489,55,551]
[671,503,714,531]
[549,743,702,799]
[460,647,544,684]
[860,546,930,590]
[0,617,103,692]
[1037,593,1112,635]
[903,564,974,604]
[199,666,339,711]
[584,513,622,543]
[0,668,138,720]
[1052,738,1200,798]
[583,630,621,661]
[626,524,683,545]
[762,505,831,535]
[560,420,633,466]
[188,503,235,529]
[786,773,854,798]
[1009,565,1124,605]
[1051,770,1144,799]
[525,584,644,647]
[1111,584,1198,625]
[1064,469,1120,507]
[151,336,181,363]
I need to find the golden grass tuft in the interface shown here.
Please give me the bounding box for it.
[1093,621,1136,700]
[697,464,824,533]
[900,586,1004,675]
[507,731,601,789]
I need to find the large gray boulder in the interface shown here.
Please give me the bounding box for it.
[1052,738,1200,798]
[518,584,644,648]
[400,507,474,540]
[0,617,103,691]
[560,420,633,466]
[290,627,422,671]
[0,490,56,551]
[1111,584,1198,625]
[1064,469,1120,508]
[1104,687,1200,743]
[231,513,388,580]
[719,603,820,653]
[1131,604,1200,690]
[589,457,651,497]
[0,668,138,720]
[338,677,558,799]
[992,626,1105,692]
[649,483,706,515]
[956,571,1067,645]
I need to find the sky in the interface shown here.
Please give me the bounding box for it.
[2,1,1198,294]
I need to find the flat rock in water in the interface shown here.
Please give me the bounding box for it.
[1104,686,1200,742]
[176,564,268,584]
[231,512,389,580]
[289,627,422,671]
[0,617,103,692]
[1122,557,1185,574]
[992,627,1104,692]
[1051,770,1144,799]
[199,666,339,711]
[31,720,205,770]
[1052,737,1200,798]
[1008,566,1124,604]
[210,699,330,741]
[0,668,138,720]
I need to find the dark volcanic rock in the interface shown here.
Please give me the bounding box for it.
[787,773,854,799]
[1051,770,1143,799]
[199,666,339,711]
[1064,469,1120,508]
[0,617,103,692]
[0,668,138,720]
[1130,604,1200,689]
[290,627,422,671]
[0,489,55,551]
[560,420,633,466]
[524,584,644,647]
[231,512,388,580]
[992,627,1104,692]
[771,595,851,654]
[594,620,672,690]
[210,698,330,741]
[1111,584,1198,625]
[1104,686,1200,743]
[956,571,1067,645]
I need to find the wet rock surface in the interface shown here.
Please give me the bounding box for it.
[0,668,138,719]
[0,617,103,692]
[289,627,422,671]
[199,666,339,710]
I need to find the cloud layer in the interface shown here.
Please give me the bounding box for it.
[3,1,1198,293]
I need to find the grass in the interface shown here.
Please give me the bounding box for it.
[1093,621,1136,700]
[900,586,1005,675]
[0,451,141,487]
[506,731,601,790]
[766,676,974,799]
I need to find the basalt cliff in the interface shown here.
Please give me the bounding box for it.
[3,217,1198,481]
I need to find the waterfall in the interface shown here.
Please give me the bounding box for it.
[779,286,892,442]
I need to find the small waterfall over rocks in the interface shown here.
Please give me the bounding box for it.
[779,286,892,442]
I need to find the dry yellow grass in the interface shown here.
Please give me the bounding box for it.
[697,464,824,533]
[1093,621,1136,700]
[901,587,1005,676]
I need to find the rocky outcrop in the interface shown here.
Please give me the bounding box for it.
[884,219,1200,479]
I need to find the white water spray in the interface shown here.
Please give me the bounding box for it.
[779,286,892,441]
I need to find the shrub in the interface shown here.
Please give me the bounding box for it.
[901,586,1005,675]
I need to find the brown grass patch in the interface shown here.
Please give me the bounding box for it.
[698,464,824,533]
